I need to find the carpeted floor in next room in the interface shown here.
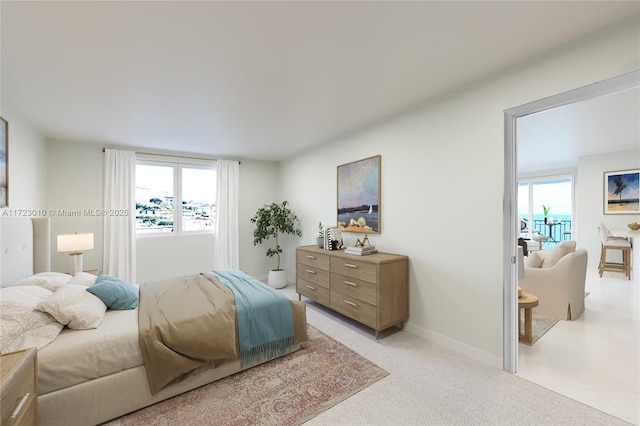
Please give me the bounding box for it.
[278,286,630,426]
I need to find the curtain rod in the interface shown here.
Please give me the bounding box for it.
[102,148,240,164]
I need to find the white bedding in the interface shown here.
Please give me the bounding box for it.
[38,308,142,394]
[0,285,64,353]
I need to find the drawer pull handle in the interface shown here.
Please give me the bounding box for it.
[344,280,358,287]
[306,255,316,259]
[10,392,30,421]
[344,300,358,307]
[344,263,358,269]
[306,269,316,274]
[306,285,316,291]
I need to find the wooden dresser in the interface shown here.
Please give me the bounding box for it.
[1,348,37,426]
[296,245,408,340]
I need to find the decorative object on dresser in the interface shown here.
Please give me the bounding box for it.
[251,201,302,288]
[296,245,408,341]
[1,348,37,425]
[56,232,94,276]
[337,155,381,234]
[344,245,377,255]
[316,221,325,247]
[323,226,343,250]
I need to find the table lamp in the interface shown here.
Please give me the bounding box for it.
[57,233,94,275]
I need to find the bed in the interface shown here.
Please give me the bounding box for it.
[0,218,308,426]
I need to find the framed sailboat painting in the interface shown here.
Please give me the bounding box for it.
[337,155,381,233]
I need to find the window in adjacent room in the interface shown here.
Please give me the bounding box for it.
[135,158,216,236]
[517,174,573,246]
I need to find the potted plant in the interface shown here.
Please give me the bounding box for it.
[543,205,550,224]
[317,222,324,248]
[251,201,302,288]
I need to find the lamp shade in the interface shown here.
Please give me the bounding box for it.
[57,233,94,253]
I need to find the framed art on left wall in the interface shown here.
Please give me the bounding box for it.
[0,116,7,207]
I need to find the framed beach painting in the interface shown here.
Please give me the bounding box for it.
[0,116,6,207]
[337,155,381,233]
[603,169,640,214]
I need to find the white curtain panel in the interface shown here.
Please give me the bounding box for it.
[103,149,136,282]
[213,159,239,270]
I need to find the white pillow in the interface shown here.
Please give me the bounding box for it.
[3,273,69,292]
[68,272,97,287]
[525,252,543,269]
[541,240,576,268]
[33,272,74,284]
[35,284,107,330]
[0,286,64,353]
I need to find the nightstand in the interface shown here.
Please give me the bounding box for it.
[1,348,37,425]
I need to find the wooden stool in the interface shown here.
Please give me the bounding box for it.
[518,291,539,344]
[599,241,632,280]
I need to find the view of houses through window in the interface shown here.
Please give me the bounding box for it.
[135,160,216,235]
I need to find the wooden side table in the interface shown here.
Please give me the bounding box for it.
[1,348,37,425]
[518,292,539,344]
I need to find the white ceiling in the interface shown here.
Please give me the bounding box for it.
[1,1,639,162]
[517,87,640,174]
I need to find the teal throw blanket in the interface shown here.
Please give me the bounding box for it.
[211,270,294,367]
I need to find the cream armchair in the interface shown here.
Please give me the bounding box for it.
[520,241,588,320]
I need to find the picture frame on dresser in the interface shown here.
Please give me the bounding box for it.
[603,169,640,214]
[0,116,7,207]
[337,155,381,233]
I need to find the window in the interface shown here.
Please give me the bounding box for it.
[135,159,216,236]
[518,174,573,245]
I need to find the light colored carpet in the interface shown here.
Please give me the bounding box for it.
[114,325,387,425]
[297,297,629,425]
[519,313,559,346]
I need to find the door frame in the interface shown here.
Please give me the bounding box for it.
[502,70,640,373]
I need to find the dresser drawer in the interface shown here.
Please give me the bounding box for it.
[297,278,331,306]
[297,264,330,288]
[297,249,330,270]
[331,292,376,328]
[331,273,377,305]
[330,257,377,283]
[1,350,37,426]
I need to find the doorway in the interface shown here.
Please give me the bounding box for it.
[503,70,640,374]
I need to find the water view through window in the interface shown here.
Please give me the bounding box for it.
[518,177,573,246]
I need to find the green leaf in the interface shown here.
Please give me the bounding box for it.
[251,201,302,270]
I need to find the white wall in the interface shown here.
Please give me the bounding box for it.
[0,106,48,210]
[46,140,104,274]
[577,149,640,268]
[279,16,640,363]
[45,142,281,282]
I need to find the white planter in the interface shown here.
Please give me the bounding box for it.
[267,269,288,289]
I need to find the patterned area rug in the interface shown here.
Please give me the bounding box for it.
[118,325,388,425]
[520,313,559,346]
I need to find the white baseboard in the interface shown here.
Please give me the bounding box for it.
[405,322,503,370]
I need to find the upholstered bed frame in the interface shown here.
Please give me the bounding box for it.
[1,218,305,426]
[0,217,51,286]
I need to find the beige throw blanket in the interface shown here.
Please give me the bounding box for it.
[138,273,239,394]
